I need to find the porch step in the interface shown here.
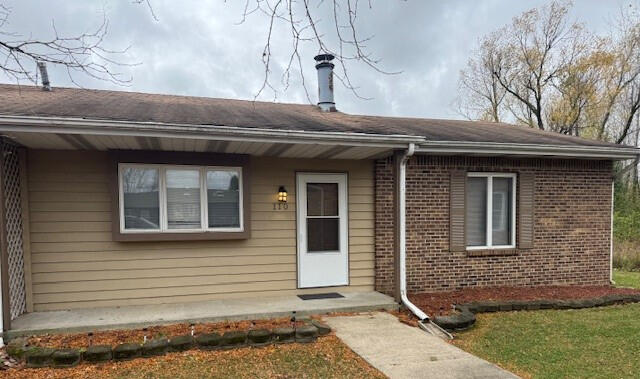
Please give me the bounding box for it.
[7,292,398,340]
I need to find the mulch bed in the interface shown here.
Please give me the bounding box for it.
[27,317,306,349]
[409,285,640,317]
[1,335,385,379]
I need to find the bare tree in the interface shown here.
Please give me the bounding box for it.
[457,1,589,130]
[458,0,640,141]
[609,8,640,144]
[236,0,400,101]
[456,32,506,122]
[545,50,602,136]
[584,8,640,143]
[458,1,640,190]
[0,1,155,86]
[492,1,589,131]
[2,0,396,100]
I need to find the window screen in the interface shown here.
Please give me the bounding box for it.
[492,177,513,246]
[207,169,241,228]
[122,167,160,230]
[166,169,201,230]
[466,174,515,248]
[466,177,487,246]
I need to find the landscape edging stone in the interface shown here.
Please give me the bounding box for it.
[51,348,81,368]
[83,345,112,362]
[25,347,55,368]
[142,337,169,357]
[433,294,640,331]
[195,332,222,350]
[8,322,332,369]
[168,335,195,352]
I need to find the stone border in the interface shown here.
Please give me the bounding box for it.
[432,293,640,331]
[7,320,332,369]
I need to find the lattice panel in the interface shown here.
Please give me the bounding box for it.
[1,141,26,320]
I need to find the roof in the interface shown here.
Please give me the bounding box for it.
[0,84,627,151]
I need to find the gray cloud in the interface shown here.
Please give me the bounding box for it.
[0,0,628,119]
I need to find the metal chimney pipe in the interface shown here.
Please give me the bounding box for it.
[314,54,336,112]
[37,62,51,91]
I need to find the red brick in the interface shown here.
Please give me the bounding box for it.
[375,156,612,295]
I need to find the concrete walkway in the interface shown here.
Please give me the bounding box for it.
[8,292,397,339]
[325,312,518,379]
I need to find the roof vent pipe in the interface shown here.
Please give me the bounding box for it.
[314,53,336,112]
[37,62,51,91]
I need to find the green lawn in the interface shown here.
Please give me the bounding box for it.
[613,269,640,289]
[453,302,640,378]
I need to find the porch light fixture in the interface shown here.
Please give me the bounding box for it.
[278,186,288,202]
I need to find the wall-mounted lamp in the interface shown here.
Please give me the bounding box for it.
[278,186,288,203]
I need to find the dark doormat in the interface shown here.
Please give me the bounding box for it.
[298,293,344,300]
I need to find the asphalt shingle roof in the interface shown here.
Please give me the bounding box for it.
[0,84,626,148]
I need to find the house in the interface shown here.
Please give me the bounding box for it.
[0,54,637,336]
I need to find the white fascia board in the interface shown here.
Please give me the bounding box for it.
[0,115,424,148]
[416,141,640,160]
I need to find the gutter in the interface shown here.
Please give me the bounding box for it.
[1,115,639,159]
[416,141,640,160]
[0,115,423,149]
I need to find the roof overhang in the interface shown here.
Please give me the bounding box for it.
[0,115,420,160]
[0,115,421,147]
[0,114,637,160]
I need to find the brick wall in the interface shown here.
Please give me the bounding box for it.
[374,155,613,295]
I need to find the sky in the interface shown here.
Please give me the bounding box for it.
[0,0,633,120]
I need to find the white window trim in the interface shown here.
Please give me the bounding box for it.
[118,163,244,234]
[466,172,516,250]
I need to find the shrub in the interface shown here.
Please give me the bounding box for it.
[613,240,640,271]
[613,181,640,271]
[613,183,640,242]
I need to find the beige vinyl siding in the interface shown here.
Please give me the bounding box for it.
[27,150,375,311]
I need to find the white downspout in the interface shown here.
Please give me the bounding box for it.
[0,250,3,347]
[398,143,430,320]
[610,180,615,284]
[398,145,453,339]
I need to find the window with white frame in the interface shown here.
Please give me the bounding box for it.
[466,173,516,249]
[119,164,243,233]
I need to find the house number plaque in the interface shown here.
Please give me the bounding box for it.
[272,203,289,210]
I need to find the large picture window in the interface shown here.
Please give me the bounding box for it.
[119,164,244,233]
[466,173,516,249]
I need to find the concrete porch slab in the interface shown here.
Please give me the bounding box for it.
[7,291,397,339]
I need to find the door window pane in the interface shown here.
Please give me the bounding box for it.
[122,167,160,230]
[492,177,513,246]
[307,218,339,252]
[207,170,241,228]
[166,169,201,229]
[307,183,338,216]
[466,177,487,246]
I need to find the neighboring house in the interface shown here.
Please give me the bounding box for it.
[0,54,637,334]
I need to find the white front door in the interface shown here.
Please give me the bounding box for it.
[296,173,349,288]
